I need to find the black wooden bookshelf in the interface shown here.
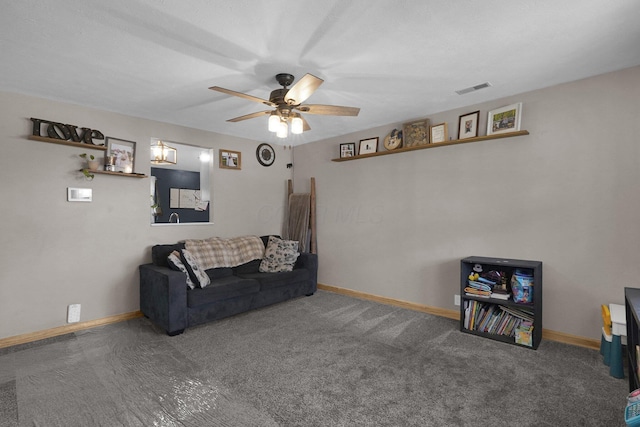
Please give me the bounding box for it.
[460,256,543,350]
[625,287,640,392]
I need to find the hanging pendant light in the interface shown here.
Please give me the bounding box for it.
[150,140,177,164]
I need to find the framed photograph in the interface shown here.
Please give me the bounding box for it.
[487,103,522,135]
[430,123,448,143]
[402,118,430,147]
[106,137,136,174]
[340,142,356,158]
[458,110,480,139]
[358,138,378,155]
[219,149,241,169]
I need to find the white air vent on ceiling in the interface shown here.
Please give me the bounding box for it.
[455,82,492,95]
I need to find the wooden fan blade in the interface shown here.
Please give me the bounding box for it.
[209,86,276,107]
[227,110,272,122]
[284,74,323,105]
[297,104,360,116]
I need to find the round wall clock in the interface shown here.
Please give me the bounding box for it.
[256,143,275,167]
[383,128,403,151]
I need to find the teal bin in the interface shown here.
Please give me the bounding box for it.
[626,401,640,426]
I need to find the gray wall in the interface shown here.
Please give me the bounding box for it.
[2,66,638,342]
[0,91,292,339]
[292,65,640,340]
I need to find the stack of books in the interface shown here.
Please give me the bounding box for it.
[463,300,534,339]
[466,277,511,301]
[490,288,510,300]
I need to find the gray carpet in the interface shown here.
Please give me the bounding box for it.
[0,290,628,426]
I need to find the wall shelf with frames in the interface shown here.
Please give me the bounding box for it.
[331,130,529,162]
[27,135,145,178]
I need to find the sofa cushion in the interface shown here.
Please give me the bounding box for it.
[152,243,185,267]
[186,276,260,308]
[230,235,275,274]
[180,249,211,289]
[232,259,261,275]
[167,250,195,290]
[206,267,234,280]
[238,269,310,291]
[259,236,300,273]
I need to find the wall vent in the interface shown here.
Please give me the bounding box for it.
[455,82,492,95]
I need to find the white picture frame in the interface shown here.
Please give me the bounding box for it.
[487,103,522,135]
[358,137,378,155]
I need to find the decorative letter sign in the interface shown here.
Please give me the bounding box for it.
[30,117,105,145]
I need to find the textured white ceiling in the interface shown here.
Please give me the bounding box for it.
[2,0,640,146]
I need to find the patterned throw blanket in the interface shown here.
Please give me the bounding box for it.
[184,235,265,270]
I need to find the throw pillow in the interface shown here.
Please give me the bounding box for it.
[180,249,211,289]
[167,250,195,290]
[259,236,300,273]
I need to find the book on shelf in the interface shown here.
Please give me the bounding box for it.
[490,291,510,300]
[464,287,491,298]
[515,321,534,347]
[499,305,534,322]
[463,300,533,339]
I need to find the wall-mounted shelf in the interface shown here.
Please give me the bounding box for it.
[331,130,529,162]
[28,135,107,151]
[80,169,147,178]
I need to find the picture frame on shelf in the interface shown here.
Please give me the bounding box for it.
[430,123,448,143]
[358,137,378,155]
[383,128,403,151]
[458,110,480,139]
[219,149,241,169]
[487,103,522,135]
[402,118,430,147]
[106,137,136,174]
[340,142,356,158]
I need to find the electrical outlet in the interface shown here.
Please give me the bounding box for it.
[67,304,81,323]
[454,294,461,306]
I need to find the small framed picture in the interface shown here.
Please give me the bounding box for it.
[358,138,378,155]
[106,137,136,174]
[487,103,522,135]
[340,142,356,158]
[458,111,480,139]
[430,123,448,143]
[402,118,430,147]
[219,149,241,169]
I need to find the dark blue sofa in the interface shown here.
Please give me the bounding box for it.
[139,236,318,335]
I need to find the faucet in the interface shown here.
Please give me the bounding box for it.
[169,212,180,223]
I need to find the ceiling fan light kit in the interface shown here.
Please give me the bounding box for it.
[268,112,280,132]
[276,121,288,138]
[210,73,360,139]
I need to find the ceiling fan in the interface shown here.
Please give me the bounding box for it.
[209,73,360,138]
